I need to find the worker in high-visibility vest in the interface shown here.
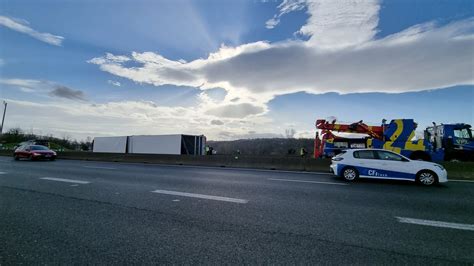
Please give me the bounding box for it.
[300,147,307,158]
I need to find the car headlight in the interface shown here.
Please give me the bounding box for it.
[32,152,41,156]
[434,164,445,171]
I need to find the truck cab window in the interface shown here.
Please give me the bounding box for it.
[454,128,472,139]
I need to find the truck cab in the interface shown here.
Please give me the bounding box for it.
[425,123,474,161]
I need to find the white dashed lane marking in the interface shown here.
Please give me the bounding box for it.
[40,177,91,184]
[268,178,348,186]
[83,166,117,170]
[151,189,248,204]
[396,217,474,231]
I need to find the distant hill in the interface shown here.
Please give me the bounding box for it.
[207,138,314,156]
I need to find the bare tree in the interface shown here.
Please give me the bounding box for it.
[285,128,296,138]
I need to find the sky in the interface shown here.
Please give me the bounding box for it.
[0,0,473,141]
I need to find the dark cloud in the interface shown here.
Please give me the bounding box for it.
[218,131,284,140]
[205,103,265,118]
[49,85,86,101]
[210,119,225,125]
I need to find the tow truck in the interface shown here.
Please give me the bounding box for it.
[314,119,473,162]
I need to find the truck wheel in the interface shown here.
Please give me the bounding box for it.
[416,170,438,186]
[342,167,358,182]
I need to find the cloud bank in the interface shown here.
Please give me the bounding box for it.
[88,0,474,120]
[3,98,276,141]
[0,15,64,46]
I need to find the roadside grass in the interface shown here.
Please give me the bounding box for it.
[441,162,474,181]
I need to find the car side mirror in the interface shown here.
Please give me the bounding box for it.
[25,149,31,152]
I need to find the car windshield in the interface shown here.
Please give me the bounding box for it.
[30,145,49,151]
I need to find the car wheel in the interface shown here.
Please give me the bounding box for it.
[14,155,20,161]
[416,170,438,186]
[342,167,358,182]
[49,157,56,161]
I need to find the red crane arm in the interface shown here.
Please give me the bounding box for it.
[315,119,384,139]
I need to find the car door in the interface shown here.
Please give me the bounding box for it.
[352,150,380,177]
[373,150,415,180]
[16,145,26,158]
[21,145,32,158]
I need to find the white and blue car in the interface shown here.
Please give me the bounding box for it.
[330,149,447,186]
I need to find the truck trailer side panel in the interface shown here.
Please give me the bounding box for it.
[93,136,128,153]
[128,135,182,155]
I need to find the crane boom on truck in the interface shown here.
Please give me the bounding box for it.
[314,119,444,161]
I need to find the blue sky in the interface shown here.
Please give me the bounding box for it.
[0,0,473,140]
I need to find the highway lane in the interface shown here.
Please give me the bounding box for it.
[1,156,473,264]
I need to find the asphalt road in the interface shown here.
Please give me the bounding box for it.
[1,156,473,264]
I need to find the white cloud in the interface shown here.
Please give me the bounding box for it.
[265,0,306,29]
[0,78,42,89]
[0,15,64,46]
[299,0,380,49]
[266,0,379,49]
[89,19,474,107]
[108,80,121,87]
[265,17,280,29]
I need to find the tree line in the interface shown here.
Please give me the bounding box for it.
[0,128,92,151]
[207,138,314,156]
[0,128,315,155]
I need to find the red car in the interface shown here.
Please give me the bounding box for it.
[14,145,57,161]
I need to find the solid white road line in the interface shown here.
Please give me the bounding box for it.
[268,178,348,186]
[40,177,91,184]
[151,189,248,204]
[0,172,6,174]
[396,217,474,231]
[449,179,474,183]
[122,161,331,176]
[83,166,117,170]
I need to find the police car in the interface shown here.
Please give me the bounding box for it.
[330,149,447,186]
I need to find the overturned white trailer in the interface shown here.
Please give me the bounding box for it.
[92,136,128,153]
[92,134,206,155]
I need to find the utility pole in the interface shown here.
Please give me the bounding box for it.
[0,101,7,135]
